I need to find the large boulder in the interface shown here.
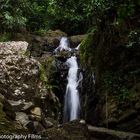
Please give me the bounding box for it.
[29,30,67,56]
[0,96,27,134]
[0,41,44,101]
[69,34,87,48]
[0,41,59,134]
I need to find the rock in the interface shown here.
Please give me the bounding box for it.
[135,102,140,112]
[102,118,118,128]
[43,37,59,49]
[7,99,24,112]
[44,30,67,37]
[0,97,27,134]
[69,34,87,48]
[80,119,86,124]
[116,118,140,134]
[25,121,35,133]
[22,101,34,111]
[0,93,4,99]
[3,99,16,120]
[41,121,90,140]
[33,121,45,133]
[0,41,28,56]
[118,110,137,123]
[30,107,42,121]
[29,30,67,56]
[0,41,44,101]
[44,119,54,128]
[16,112,30,127]
[0,41,59,134]
[88,125,140,140]
[0,40,57,104]
[2,99,34,114]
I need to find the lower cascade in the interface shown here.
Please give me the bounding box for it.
[63,56,81,122]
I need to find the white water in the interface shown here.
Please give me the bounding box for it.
[55,37,81,122]
[75,44,80,50]
[54,37,71,52]
[63,56,81,122]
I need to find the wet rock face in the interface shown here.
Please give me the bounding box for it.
[0,41,57,133]
[81,70,99,125]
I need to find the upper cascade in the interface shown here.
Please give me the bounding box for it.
[54,37,71,52]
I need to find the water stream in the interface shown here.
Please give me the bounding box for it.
[54,37,71,52]
[55,37,81,122]
[63,56,81,122]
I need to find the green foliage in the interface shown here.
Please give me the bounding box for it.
[46,0,113,34]
[0,0,139,35]
[0,0,49,32]
[39,62,57,91]
[0,0,27,32]
[34,29,48,36]
[117,2,135,25]
[39,64,51,89]
[39,64,47,83]
[24,0,49,31]
[103,72,136,102]
[0,33,11,42]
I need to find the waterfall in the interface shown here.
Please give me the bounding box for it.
[54,37,71,52]
[64,56,80,122]
[75,44,80,50]
[63,56,81,122]
[55,37,81,122]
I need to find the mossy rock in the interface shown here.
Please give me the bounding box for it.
[80,33,96,69]
[43,30,67,37]
[69,34,87,48]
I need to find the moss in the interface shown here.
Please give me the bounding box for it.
[39,57,60,119]
[39,63,48,84]
[39,56,57,89]
[46,56,56,79]
[80,28,97,69]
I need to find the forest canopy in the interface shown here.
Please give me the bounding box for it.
[0,0,139,35]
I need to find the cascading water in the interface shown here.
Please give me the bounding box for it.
[54,37,71,52]
[63,56,81,122]
[55,37,81,122]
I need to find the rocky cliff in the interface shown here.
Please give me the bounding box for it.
[79,3,140,134]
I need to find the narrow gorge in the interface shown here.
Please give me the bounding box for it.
[0,0,140,140]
